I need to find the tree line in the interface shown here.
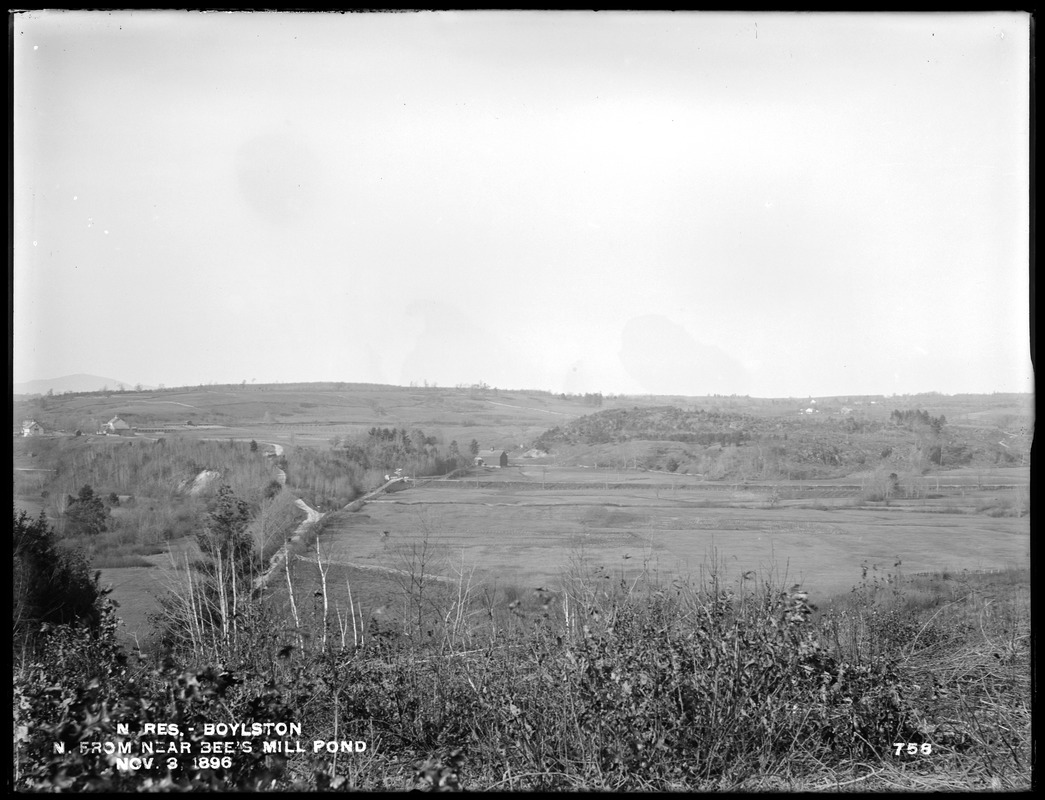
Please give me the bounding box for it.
[890,409,947,434]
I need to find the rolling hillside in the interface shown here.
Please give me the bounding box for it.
[15,384,1031,474]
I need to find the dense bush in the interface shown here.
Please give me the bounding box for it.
[890,409,946,434]
[196,484,257,577]
[13,509,107,647]
[64,484,109,537]
[283,446,365,510]
[13,556,1031,791]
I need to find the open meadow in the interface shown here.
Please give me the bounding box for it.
[285,465,1030,628]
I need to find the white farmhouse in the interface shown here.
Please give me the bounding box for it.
[103,416,133,435]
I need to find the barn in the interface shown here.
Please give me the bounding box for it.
[104,416,134,435]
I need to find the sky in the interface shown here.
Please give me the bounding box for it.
[12,10,1033,398]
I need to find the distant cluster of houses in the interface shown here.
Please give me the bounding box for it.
[796,399,868,416]
[19,416,135,437]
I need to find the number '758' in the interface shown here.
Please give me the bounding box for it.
[893,743,932,755]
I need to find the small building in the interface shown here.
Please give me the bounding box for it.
[21,419,44,437]
[103,416,133,435]
[499,450,509,468]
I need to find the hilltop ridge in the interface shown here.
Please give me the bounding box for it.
[13,373,151,396]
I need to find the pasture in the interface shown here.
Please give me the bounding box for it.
[95,536,202,647]
[286,466,1030,627]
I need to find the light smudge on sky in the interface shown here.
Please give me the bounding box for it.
[13,11,1032,397]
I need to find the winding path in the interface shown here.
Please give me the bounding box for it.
[251,443,320,591]
[253,496,325,592]
[295,497,322,526]
[252,446,414,592]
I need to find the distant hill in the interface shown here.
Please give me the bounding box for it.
[531,399,1033,478]
[12,374,152,395]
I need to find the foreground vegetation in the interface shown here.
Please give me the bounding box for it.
[13,504,1030,791]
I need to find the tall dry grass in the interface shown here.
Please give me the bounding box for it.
[134,533,1031,791]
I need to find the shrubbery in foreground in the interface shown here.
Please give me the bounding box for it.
[13,509,106,642]
[12,547,1030,791]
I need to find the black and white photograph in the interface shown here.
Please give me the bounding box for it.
[12,9,1032,791]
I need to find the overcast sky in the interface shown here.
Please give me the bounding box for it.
[13,10,1032,397]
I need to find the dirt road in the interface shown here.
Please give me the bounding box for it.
[253,497,325,591]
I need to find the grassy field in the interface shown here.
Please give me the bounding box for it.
[60,459,1028,650]
[95,536,201,647]
[282,466,1029,632]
